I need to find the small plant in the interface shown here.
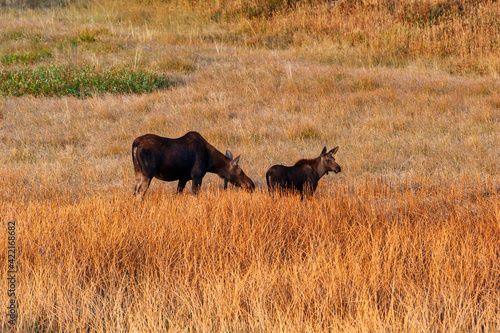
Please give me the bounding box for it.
[77,29,99,43]
[66,29,102,46]
[0,65,173,97]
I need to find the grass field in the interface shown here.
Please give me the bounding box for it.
[1,0,500,331]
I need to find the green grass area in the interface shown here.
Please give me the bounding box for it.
[1,48,52,65]
[0,64,173,97]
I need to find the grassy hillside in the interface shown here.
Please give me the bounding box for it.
[2,0,499,75]
[1,0,499,332]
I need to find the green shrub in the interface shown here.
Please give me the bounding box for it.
[0,64,173,97]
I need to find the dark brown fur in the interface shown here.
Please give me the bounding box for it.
[266,146,341,197]
[132,132,255,196]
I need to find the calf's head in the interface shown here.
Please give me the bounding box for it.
[319,146,341,175]
[223,150,255,191]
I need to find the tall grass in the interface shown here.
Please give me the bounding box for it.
[92,0,499,74]
[2,0,498,75]
[1,179,499,332]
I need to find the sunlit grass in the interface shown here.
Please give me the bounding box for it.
[0,1,499,331]
[1,178,499,332]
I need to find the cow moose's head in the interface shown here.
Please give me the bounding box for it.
[319,146,341,175]
[223,150,255,191]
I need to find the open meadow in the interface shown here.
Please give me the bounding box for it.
[1,0,500,331]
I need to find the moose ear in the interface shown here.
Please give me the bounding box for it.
[320,147,327,156]
[328,146,339,155]
[225,150,233,160]
[230,155,240,167]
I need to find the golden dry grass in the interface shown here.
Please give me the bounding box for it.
[1,0,500,332]
[1,181,500,331]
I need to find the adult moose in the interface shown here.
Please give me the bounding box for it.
[132,132,255,196]
[266,146,341,198]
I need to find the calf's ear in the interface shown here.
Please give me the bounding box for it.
[225,150,233,160]
[231,155,241,167]
[320,147,327,156]
[328,146,339,155]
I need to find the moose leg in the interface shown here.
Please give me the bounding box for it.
[134,175,152,197]
[134,181,141,195]
[301,180,317,200]
[134,167,155,198]
[190,174,204,195]
[190,168,205,195]
[134,173,146,195]
[177,179,188,194]
[266,175,273,195]
[267,181,281,197]
[191,178,203,195]
[300,188,310,200]
[141,178,152,197]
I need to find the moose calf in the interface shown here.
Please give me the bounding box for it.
[266,146,341,198]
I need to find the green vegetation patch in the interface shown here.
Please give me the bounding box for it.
[0,65,173,97]
[1,49,52,65]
